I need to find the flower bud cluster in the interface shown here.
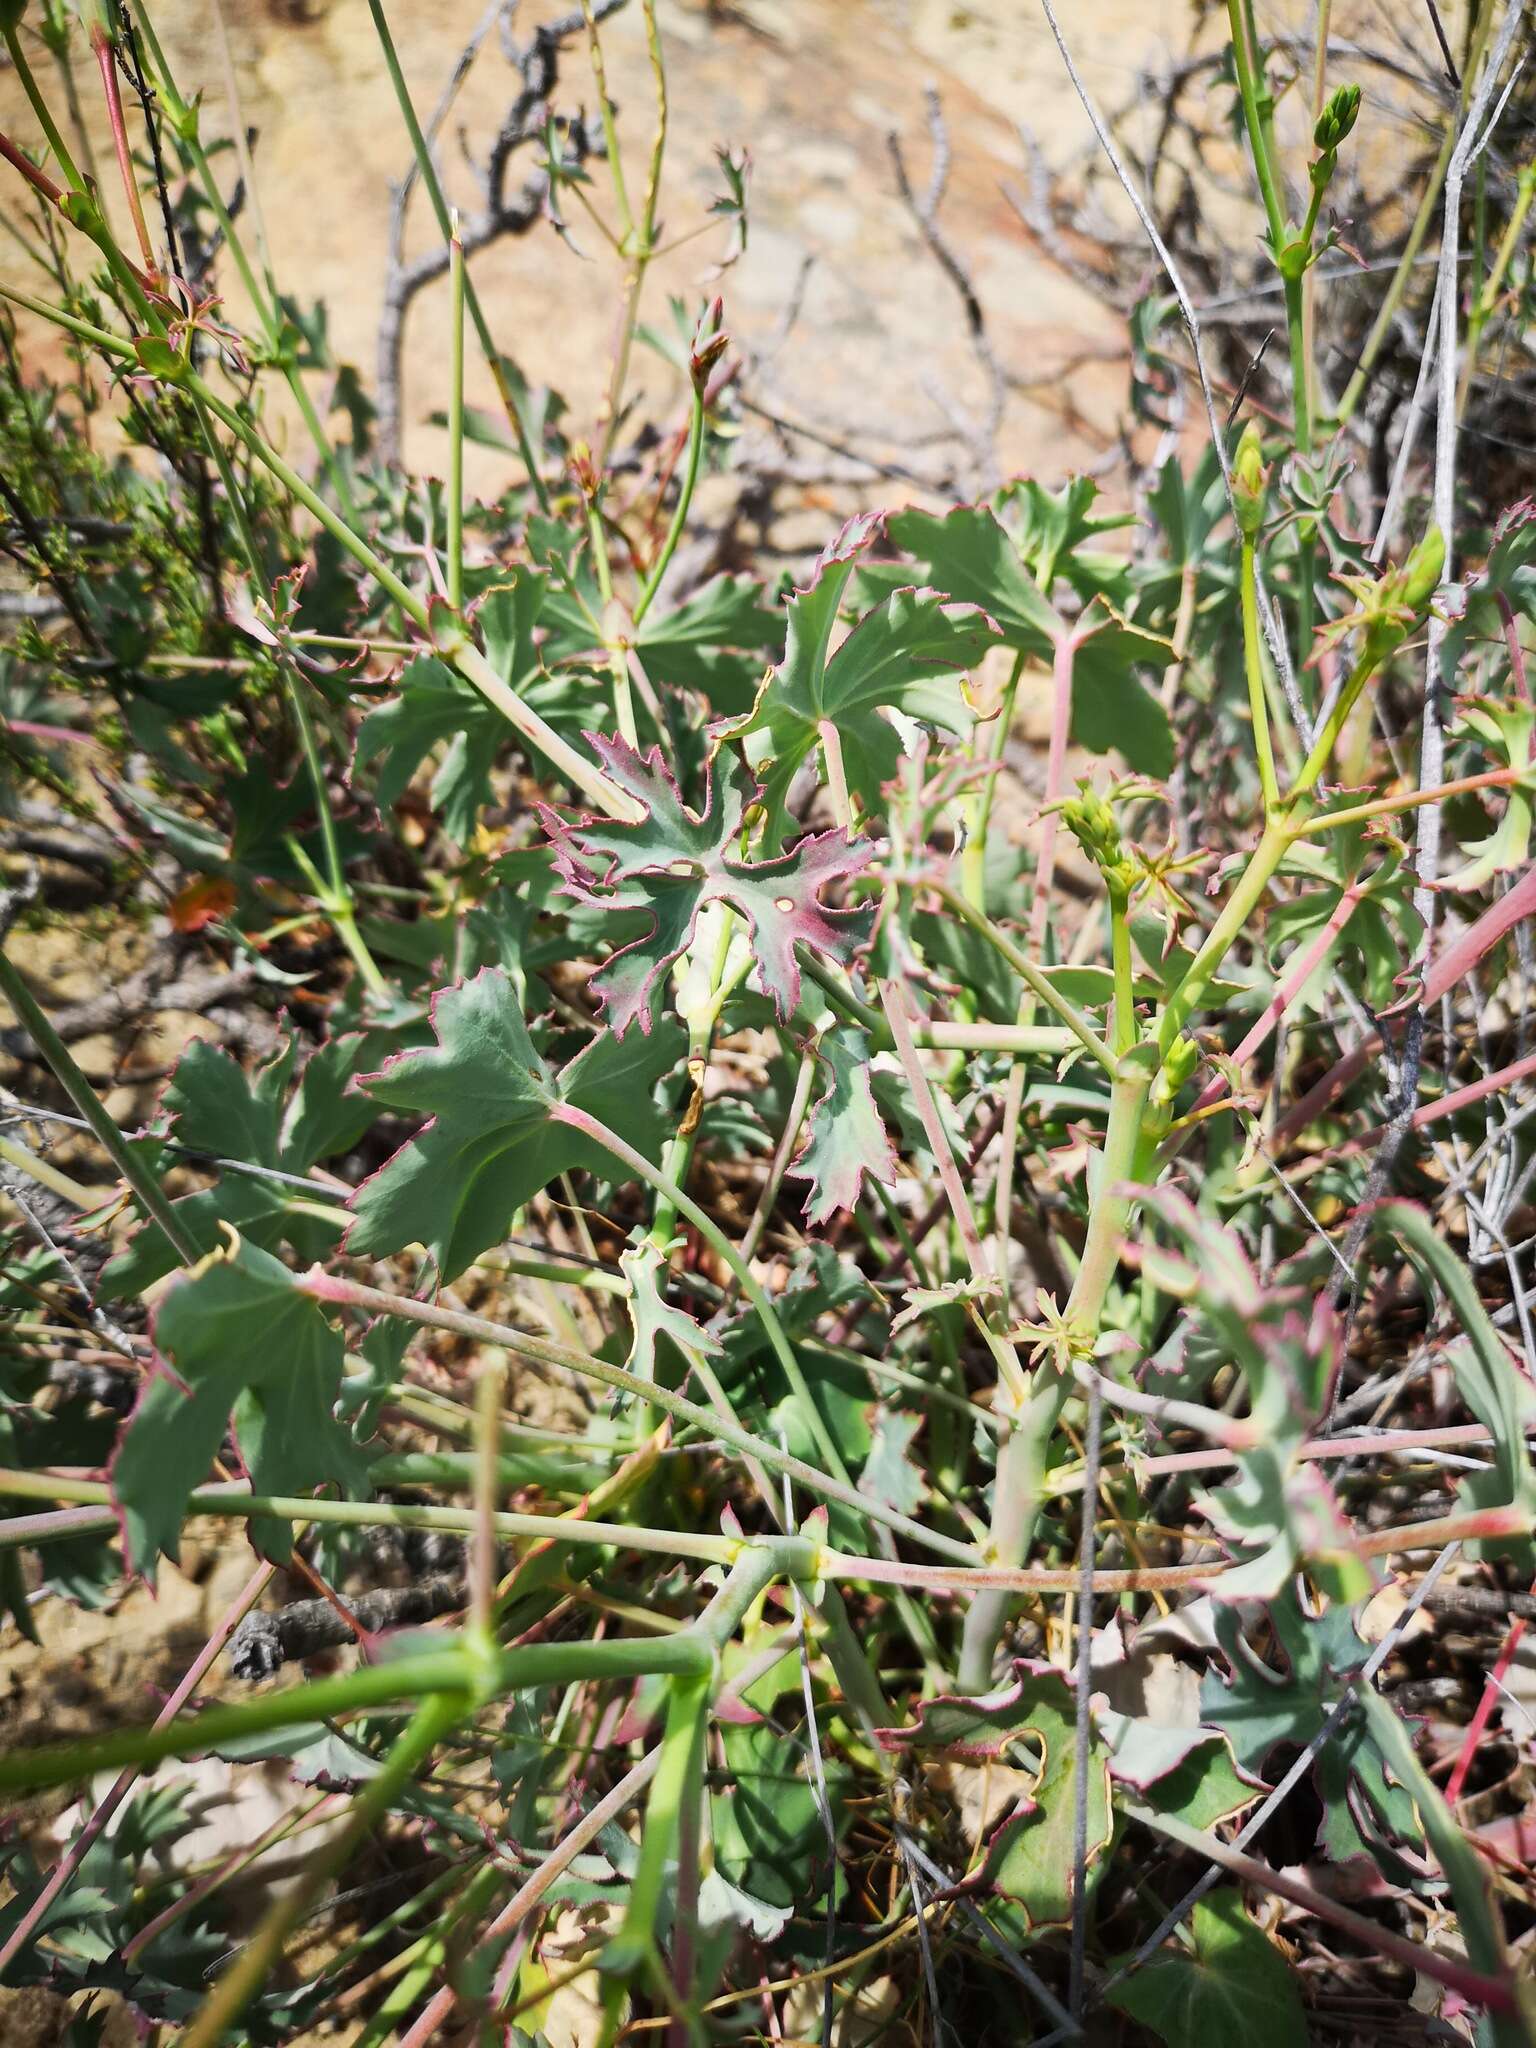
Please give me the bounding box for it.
[1061,783,1137,899]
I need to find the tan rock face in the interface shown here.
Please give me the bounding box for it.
[1,0,1215,489]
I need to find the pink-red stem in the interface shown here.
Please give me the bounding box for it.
[91,28,157,280]
[1273,861,1536,1149]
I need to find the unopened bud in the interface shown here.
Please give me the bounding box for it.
[1061,781,1124,872]
[568,440,600,500]
[1163,1034,1201,1091]
[1232,420,1268,538]
[689,296,728,391]
[1401,524,1445,611]
[1313,83,1361,155]
[58,188,104,236]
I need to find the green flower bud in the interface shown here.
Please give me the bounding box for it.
[1104,854,1138,901]
[133,333,187,385]
[1401,524,1445,611]
[0,1,29,33]
[689,296,729,392]
[58,187,104,237]
[1061,781,1126,874]
[1232,421,1268,538]
[1313,83,1361,154]
[1152,1032,1202,1109]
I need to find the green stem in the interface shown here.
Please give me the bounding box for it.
[1241,534,1282,811]
[925,1021,1078,1055]
[348,1866,501,2048]
[3,275,624,820]
[582,495,638,746]
[2,23,85,193]
[1225,0,1287,251]
[582,0,634,239]
[646,906,737,1258]
[191,372,422,617]
[1291,645,1375,796]
[295,1272,980,1565]
[0,1630,692,1794]
[957,1056,1155,1692]
[127,2,357,516]
[1224,0,1314,463]
[583,0,661,465]
[290,839,390,1003]
[1158,636,1385,1055]
[1284,274,1312,454]
[0,280,130,356]
[191,368,634,819]
[1359,1691,1522,2045]
[0,1131,94,1209]
[1109,886,1135,1054]
[959,651,1024,918]
[632,379,704,627]
[49,29,99,189]
[1287,764,1524,838]
[0,1632,714,1796]
[447,638,640,820]
[285,684,389,1000]
[925,880,1118,1077]
[0,1468,738,1563]
[551,1104,856,1493]
[1158,812,1291,1054]
[1295,531,1318,705]
[0,948,197,1262]
[190,387,390,1005]
[1301,0,1331,414]
[795,946,1076,1057]
[365,0,547,504]
[606,1552,776,1995]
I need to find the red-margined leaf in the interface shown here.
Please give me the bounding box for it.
[787,1025,897,1228]
[877,1663,1111,1929]
[539,734,874,1038]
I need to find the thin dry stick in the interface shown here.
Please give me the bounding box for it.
[1032,0,1297,702]
[1369,265,1445,563]
[887,85,1007,489]
[896,1828,1079,2040]
[1415,5,1529,932]
[1032,0,1224,482]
